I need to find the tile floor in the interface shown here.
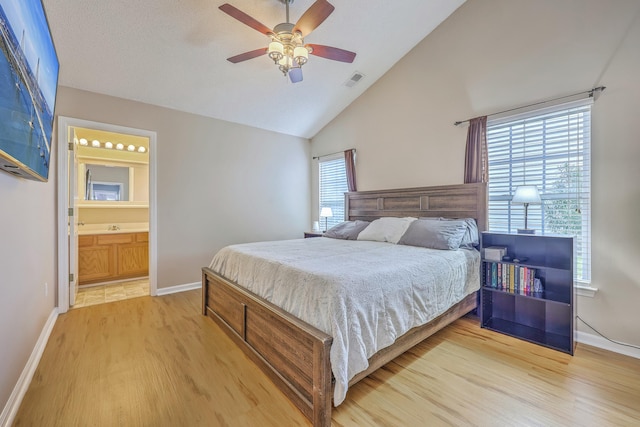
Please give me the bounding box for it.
[72,278,149,309]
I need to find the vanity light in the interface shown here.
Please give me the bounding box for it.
[78,138,148,154]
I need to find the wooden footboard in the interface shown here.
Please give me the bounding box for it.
[203,267,477,426]
[202,267,333,426]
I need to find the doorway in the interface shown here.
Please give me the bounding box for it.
[57,117,157,313]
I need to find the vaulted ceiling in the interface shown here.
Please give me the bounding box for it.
[43,0,465,138]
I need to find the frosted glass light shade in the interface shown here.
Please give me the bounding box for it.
[293,46,308,65]
[320,207,333,217]
[268,41,284,62]
[278,55,292,67]
[512,186,541,204]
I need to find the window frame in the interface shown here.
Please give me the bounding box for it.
[318,153,348,231]
[486,98,592,284]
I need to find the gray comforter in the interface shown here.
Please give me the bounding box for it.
[209,237,480,405]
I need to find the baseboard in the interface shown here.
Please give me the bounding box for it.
[0,308,59,427]
[156,281,201,296]
[577,331,640,360]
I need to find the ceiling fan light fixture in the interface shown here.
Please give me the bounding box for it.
[268,40,284,63]
[278,55,293,74]
[220,1,356,83]
[293,46,308,66]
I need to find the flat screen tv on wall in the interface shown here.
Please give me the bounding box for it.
[0,0,59,181]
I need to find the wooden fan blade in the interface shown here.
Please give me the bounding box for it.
[227,47,268,63]
[219,3,273,36]
[289,67,303,83]
[307,44,356,63]
[293,0,335,37]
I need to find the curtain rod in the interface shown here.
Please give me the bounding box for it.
[453,86,606,126]
[312,148,355,160]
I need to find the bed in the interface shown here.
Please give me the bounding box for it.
[202,183,487,426]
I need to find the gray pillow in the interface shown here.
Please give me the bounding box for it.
[398,219,467,250]
[419,217,479,248]
[324,220,370,240]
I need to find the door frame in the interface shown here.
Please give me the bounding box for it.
[56,116,158,313]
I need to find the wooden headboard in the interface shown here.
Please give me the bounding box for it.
[345,183,487,232]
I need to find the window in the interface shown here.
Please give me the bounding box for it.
[486,100,591,282]
[319,155,348,230]
[90,182,123,201]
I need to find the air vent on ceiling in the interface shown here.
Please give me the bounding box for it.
[344,71,365,88]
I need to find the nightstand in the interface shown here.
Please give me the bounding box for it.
[304,231,324,238]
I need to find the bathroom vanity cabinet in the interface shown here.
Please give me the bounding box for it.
[78,232,149,285]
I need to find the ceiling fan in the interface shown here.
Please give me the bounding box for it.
[219,0,356,83]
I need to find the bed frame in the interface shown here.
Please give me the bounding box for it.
[202,183,487,426]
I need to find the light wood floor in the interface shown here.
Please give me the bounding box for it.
[15,290,640,426]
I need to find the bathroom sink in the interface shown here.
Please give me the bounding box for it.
[77,223,149,235]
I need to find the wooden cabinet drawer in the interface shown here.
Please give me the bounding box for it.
[97,233,133,245]
[135,232,148,243]
[78,235,96,247]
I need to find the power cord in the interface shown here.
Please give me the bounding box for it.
[577,315,640,350]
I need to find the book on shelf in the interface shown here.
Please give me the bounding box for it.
[484,261,541,295]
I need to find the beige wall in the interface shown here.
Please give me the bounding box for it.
[56,86,311,288]
[0,160,57,412]
[312,0,640,347]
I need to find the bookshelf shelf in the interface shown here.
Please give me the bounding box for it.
[482,318,571,353]
[480,232,575,355]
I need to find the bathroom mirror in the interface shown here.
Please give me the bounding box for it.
[84,164,130,201]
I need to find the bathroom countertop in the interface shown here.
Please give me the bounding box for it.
[77,223,149,235]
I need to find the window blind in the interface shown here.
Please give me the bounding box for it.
[319,155,348,230]
[487,101,591,282]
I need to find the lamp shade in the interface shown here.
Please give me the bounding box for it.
[320,207,333,217]
[512,186,541,204]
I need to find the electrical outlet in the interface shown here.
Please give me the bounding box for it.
[44,282,48,297]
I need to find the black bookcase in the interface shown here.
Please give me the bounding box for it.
[480,232,575,355]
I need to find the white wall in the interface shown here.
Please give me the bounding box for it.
[312,0,640,347]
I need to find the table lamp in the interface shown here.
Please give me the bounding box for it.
[512,185,541,234]
[320,207,333,232]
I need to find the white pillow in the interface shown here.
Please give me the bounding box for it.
[357,217,417,244]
